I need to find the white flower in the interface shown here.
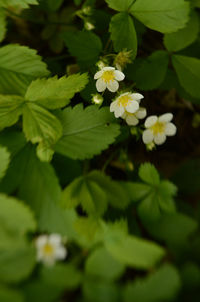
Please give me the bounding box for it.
[92,93,103,105]
[85,21,95,30]
[110,92,144,118]
[94,67,125,93]
[35,234,67,266]
[142,113,177,145]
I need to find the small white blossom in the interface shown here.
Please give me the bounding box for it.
[142,113,177,145]
[110,92,144,118]
[92,93,103,105]
[35,234,67,266]
[94,67,125,93]
[85,21,95,30]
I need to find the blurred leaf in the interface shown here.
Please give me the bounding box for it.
[0,9,6,42]
[124,264,181,302]
[0,0,38,9]
[0,146,10,180]
[105,0,134,11]
[164,11,199,52]
[0,45,49,95]
[0,95,24,129]
[139,163,160,185]
[0,284,24,302]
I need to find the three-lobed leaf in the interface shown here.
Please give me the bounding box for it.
[0,95,24,129]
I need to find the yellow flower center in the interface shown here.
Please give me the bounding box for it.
[43,243,54,256]
[102,71,115,83]
[118,95,130,107]
[151,122,165,135]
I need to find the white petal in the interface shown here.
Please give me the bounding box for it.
[130,93,144,101]
[96,78,106,92]
[142,129,154,144]
[154,133,166,145]
[114,70,125,81]
[49,234,62,246]
[107,80,119,92]
[94,70,103,79]
[125,101,139,113]
[165,123,177,136]
[159,113,173,123]
[110,100,118,112]
[114,105,125,118]
[55,246,67,260]
[144,116,158,128]
[135,107,147,119]
[102,66,115,71]
[126,115,139,126]
[36,235,48,248]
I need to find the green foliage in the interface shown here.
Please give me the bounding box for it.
[0,10,6,42]
[0,146,10,179]
[25,74,88,109]
[55,105,120,160]
[0,0,38,9]
[0,285,23,302]
[0,45,49,95]
[172,54,200,99]
[63,31,102,67]
[105,0,134,12]
[110,12,137,58]
[164,11,199,52]
[130,0,190,33]
[0,95,24,129]
[123,264,181,302]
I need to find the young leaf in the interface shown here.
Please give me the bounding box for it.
[105,0,135,11]
[123,264,181,302]
[139,163,160,185]
[130,0,190,33]
[164,11,199,52]
[55,105,120,160]
[25,73,89,110]
[172,55,200,98]
[128,51,169,90]
[0,95,25,129]
[22,102,62,149]
[0,146,10,180]
[0,45,49,95]
[110,12,137,58]
[62,31,102,67]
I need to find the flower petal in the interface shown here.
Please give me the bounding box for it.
[96,78,106,92]
[130,93,144,101]
[144,115,158,128]
[159,113,173,123]
[36,235,48,248]
[126,115,139,126]
[114,70,125,81]
[165,122,177,136]
[55,247,67,260]
[94,70,103,79]
[142,129,154,144]
[114,105,125,118]
[49,234,62,246]
[102,66,115,71]
[154,133,166,145]
[107,80,119,92]
[135,107,147,119]
[110,100,118,112]
[125,101,139,113]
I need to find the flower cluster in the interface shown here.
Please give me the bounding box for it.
[94,66,177,146]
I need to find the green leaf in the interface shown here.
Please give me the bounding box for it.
[0,285,24,302]
[55,105,120,160]
[63,31,102,67]
[0,245,36,283]
[130,0,190,33]
[105,0,135,11]
[129,51,169,90]
[0,95,24,129]
[85,246,125,280]
[110,12,137,58]
[122,182,152,202]
[0,0,38,9]
[43,0,64,11]
[25,74,88,110]
[62,175,108,217]
[124,264,181,302]
[22,102,62,157]
[139,163,160,185]
[105,234,165,269]
[0,9,6,42]
[172,54,200,98]
[164,11,199,52]
[0,44,49,95]
[0,146,10,180]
